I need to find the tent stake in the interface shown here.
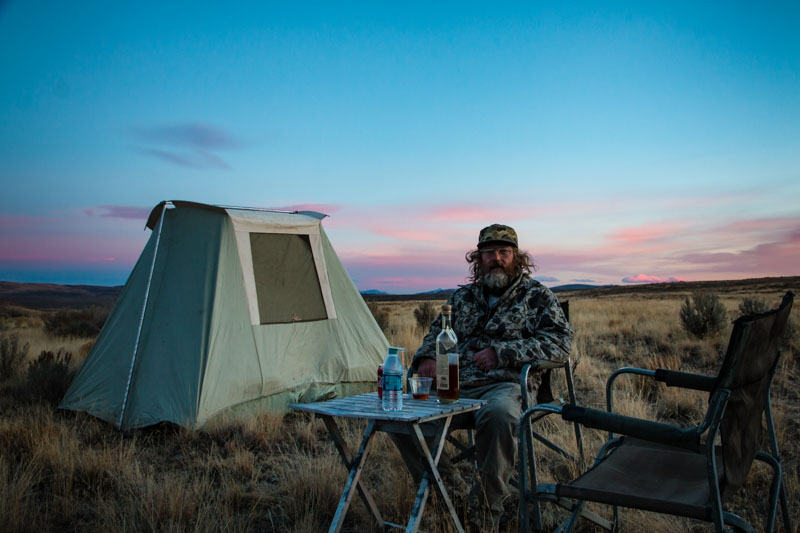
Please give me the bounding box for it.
[117,201,170,430]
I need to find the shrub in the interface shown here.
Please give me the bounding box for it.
[43,306,109,338]
[680,292,728,339]
[738,297,769,316]
[26,349,75,405]
[413,302,437,332]
[0,334,29,380]
[367,302,389,333]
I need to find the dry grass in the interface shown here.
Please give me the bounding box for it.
[1,283,798,532]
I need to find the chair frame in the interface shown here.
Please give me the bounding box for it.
[517,292,794,533]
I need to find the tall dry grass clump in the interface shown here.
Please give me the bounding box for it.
[0,333,28,380]
[413,301,438,332]
[0,285,797,532]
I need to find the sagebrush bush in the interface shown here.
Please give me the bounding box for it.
[0,334,29,381]
[367,302,389,333]
[679,292,728,339]
[43,307,108,338]
[738,297,769,316]
[26,349,75,405]
[413,302,437,332]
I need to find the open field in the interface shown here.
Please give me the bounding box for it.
[1,277,798,532]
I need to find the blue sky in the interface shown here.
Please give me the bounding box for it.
[1,1,798,292]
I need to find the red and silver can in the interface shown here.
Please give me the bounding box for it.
[377,365,384,399]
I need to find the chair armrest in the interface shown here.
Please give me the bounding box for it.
[606,367,715,416]
[527,359,568,371]
[561,405,700,449]
[606,367,656,414]
[519,403,564,427]
[654,369,715,392]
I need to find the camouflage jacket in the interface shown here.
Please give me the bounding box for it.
[412,274,573,393]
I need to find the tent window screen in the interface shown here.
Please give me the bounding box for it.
[250,233,328,324]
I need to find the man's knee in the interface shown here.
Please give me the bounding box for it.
[475,384,522,433]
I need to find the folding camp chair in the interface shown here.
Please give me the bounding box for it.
[518,291,795,533]
[410,300,584,473]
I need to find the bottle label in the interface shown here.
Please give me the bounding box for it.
[436,354,448,389]
[383,373,402,392]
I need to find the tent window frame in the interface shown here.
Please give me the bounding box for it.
[230,214,337,326]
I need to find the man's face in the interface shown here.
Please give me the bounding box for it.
[479,245,517,291]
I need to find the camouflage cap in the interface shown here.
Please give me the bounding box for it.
[477,224,518,249]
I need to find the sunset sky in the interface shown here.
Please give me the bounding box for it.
[1,2,798,293]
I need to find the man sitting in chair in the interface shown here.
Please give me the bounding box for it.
[412,224,573,526]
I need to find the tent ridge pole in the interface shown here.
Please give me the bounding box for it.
[117,201,170,430]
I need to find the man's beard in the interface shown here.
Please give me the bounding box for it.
[481,262,519,294]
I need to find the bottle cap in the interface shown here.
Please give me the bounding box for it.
[441,304,451,314]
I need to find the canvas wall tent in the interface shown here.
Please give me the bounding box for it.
[60,200,389,430]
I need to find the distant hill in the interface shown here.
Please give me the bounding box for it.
[3,276,798,310]
[553,276,800,299]
[362,288,456,302]
[0,281,122,310]
[550,283,610,292]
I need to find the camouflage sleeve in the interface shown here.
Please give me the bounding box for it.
[493,292,573,369]
[411,311,443,370]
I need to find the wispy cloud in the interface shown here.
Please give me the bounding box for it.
[84,205,151,220]
[137,147,231,169]
[534,276,559,282]
[0,210,148,268]
[606,223,681,245]
[131,122,239,169]
[424,205,532,223]
[132,122,239,149]
[678,229,800,274]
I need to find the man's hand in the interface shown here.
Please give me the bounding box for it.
[417,358,436,378]
[472,347,498,372]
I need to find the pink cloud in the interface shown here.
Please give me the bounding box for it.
[0,214,48,230]
[717,217,800,234]
[424,205,531,223]
[606,223,680,245]
[84,205,151,220]
[366,225,466,242]
[419,199,626,224]
[678,229,800,276]
[0,233,143,264]
[622,274,688,284]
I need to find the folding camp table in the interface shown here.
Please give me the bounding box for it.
[289,392,484,533]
